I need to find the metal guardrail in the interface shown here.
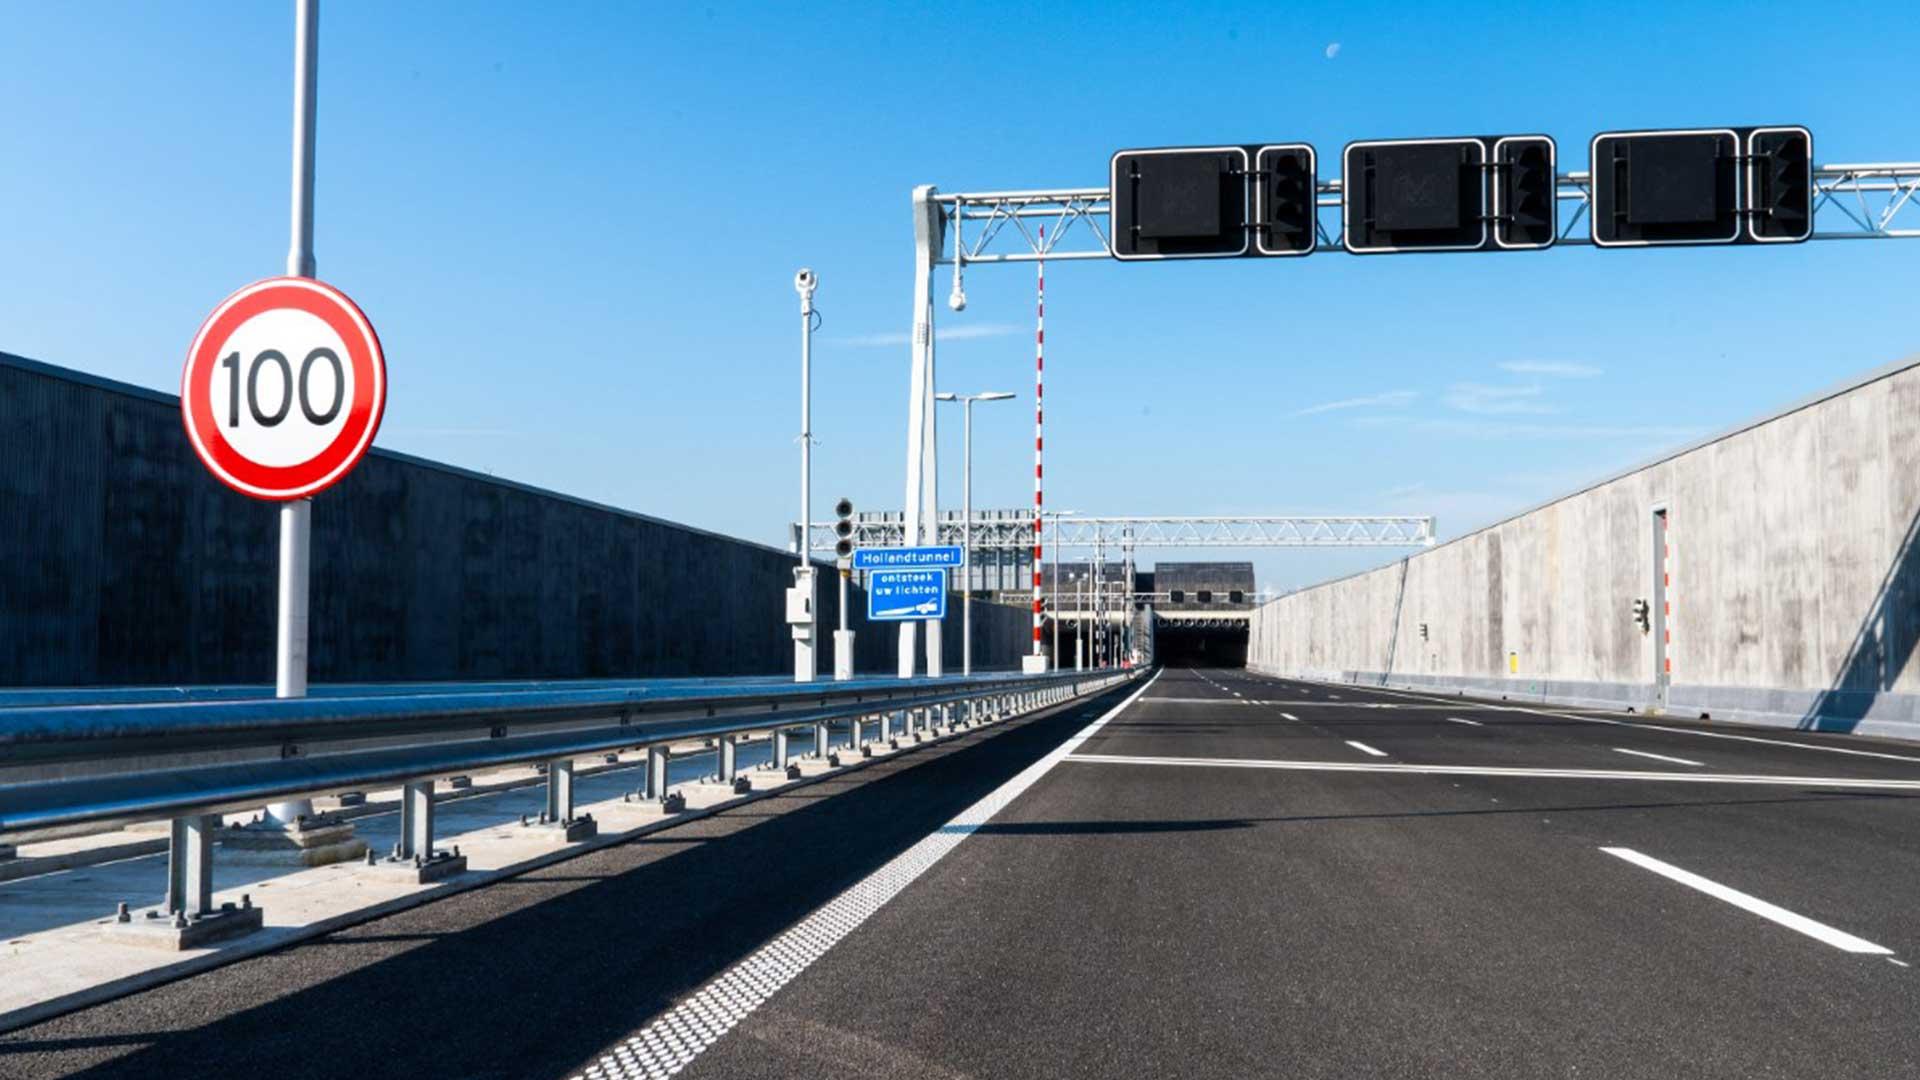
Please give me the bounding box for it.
[0,667,1140,935]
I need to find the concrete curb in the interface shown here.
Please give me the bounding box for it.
[0,682,1128,1036]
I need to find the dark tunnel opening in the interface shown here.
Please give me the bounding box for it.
[1152,623,1248,668]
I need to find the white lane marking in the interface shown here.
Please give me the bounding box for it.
[1062,753,1920,789]
[570,672,1161,1080]
[1292,677,1920,766]
[1600,847,1893,955]
[1345,740,1388,758]
[1614,747,1705,767]
[1891,958,1911,968]
[1280,713,1299,722]
[1448,717,1483,727]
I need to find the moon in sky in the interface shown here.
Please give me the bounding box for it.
[1325,42,1341,59]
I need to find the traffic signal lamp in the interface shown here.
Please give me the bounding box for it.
[1109,146,1251,260]
[1632,599,1652,632]
[1419,622,1429,641]
[833,497,855,562]
[1747,126,1813,242]
[1494,137,1556,249]
[1254,144,1316,256]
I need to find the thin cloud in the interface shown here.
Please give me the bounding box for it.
[830,323,1026,348]
[1358,415,1699,441]
[1497,360,1602,379]
[1441,382,1557,416]
[1291,389,1417,417]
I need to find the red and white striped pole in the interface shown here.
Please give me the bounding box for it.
[1031,227,1046,666]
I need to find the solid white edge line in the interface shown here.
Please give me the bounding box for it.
[1344,740,1388,758]
[1613,747,1705,768]
[571,671,1161,1080]
[1061,753,1920,789]
[1600,847,1892,955]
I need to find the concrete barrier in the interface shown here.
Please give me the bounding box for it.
[1248,354,1920,739]
[0,351,1028,685]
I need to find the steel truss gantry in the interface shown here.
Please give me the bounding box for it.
[939,162,1920,266]
[805,513,1436,552]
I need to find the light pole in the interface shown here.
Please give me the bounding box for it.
[790,268,820,682]
[934,390,1015,676]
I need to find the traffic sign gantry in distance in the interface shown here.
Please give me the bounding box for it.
[1109,146,1251,259]
[181,277,386,500]
[1343,135,1557,253]
[1590,126,1812,247]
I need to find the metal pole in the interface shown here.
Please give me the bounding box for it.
[1030,227,1046,668]
[900,187,940,678]
[267,0,319,827]
[1050,530,1060,668]
[962,397,973,677]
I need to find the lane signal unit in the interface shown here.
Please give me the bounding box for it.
[1107,125,1813,259]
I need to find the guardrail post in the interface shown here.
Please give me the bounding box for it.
[647,745,670,799]
[546,758,575,822]
[399,780,435,860]
[719,735,738,781]
[814,720,832,758]
[165,814,218,917]
[774,728,791,769]
[881,709,896,743]
[847,715,864,751]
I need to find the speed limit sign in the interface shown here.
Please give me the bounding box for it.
[181,277,386,501]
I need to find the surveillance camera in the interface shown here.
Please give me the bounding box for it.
[794,268,817,294]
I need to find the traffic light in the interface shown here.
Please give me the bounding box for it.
[1590,128,1741,246]
[1632,598,1652,632]
[1253,144,1316,256]
[1494,136,1556,249]
[833,497,854,563]
[1419,622,1429,641]
[1109,146,1251,260]
[1747,126,1813,243]
[1343,138,1487,253]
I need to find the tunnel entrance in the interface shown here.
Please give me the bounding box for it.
[1153,621,1248,668]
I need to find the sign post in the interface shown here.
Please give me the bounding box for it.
[180,0,385,840]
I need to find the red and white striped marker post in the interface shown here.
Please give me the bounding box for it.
[1027,227,1048,671]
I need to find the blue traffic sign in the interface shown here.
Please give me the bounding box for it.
[867,568,948,622]
[852,545,965,571]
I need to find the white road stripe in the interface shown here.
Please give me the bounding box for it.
[1285,677,1920,766]
[571,672,1161,1080]
[1062,753,1920,789]
[1600,847,1892,955]
[1614,747,1705,767]
[1280,713,1299,721]
[1447,717,1482,727]
[1345,740,1388,758]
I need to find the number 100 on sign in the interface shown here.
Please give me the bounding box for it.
[181,277,387,501]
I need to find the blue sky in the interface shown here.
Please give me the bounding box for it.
[3,1,1917,593]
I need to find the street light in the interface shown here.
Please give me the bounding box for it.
[935,390,1016,676]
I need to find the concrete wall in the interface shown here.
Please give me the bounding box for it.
[0,352,1028,686]
[1248,355,1920,739]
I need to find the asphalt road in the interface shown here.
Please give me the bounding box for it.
[10,667,1920,1078]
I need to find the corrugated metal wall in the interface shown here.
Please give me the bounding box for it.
[0,352,1026,686]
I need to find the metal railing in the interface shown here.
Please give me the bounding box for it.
[0,667,1140,929]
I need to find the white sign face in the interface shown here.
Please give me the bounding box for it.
[181,277,386,501]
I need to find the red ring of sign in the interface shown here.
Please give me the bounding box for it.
[180,277,386,501]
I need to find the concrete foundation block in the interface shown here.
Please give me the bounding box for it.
[522,815,597,843]
[363,851,468,884]
[106,901,264,951]
[220,818,369,868]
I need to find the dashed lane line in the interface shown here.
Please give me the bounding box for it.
[570,672,1162,1080]
[1601,847,1893,956]
[1062,753,1920,789]
[1447,717,1483,727]
[1613,747,1705,768]
[1344,740,1389,758]
[1253,674,1920,766]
